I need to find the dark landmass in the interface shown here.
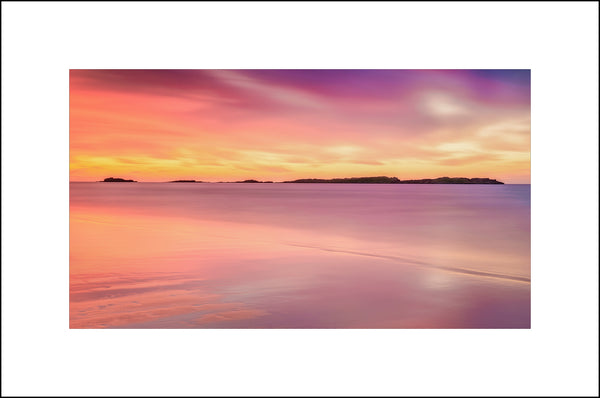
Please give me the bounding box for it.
[284,176,400,184]
[235,179,273,183]
[283,176,503,184]
[398,177,503,184]
[100,177,137,182]
[100,176,502,184]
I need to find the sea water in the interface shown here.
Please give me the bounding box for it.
[70,182,530,328]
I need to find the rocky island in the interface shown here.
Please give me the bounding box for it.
[234,180,274,183]
[100,177,137,182]
[397,177,503,184]
[283,176,503,184]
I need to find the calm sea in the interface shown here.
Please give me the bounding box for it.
[70,182,530,328]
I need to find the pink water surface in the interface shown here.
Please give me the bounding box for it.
[70,183,530,328]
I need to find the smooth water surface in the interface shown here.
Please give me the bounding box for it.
[70,183,530,328]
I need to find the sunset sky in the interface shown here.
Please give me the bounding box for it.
[70,69,530,183]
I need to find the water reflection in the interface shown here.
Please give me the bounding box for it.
[70,183,530,328]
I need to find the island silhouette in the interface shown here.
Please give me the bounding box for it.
[99,176,504,184]
[235,179,274,183]
[282,176,504,184]
[100,177,137,182]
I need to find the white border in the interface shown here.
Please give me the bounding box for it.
[2,2,598,396]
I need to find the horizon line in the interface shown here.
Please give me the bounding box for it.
[68,175,530,184]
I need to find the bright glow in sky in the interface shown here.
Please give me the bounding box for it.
[70,69,530,183]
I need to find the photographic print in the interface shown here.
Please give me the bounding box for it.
[70,69,530,328]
